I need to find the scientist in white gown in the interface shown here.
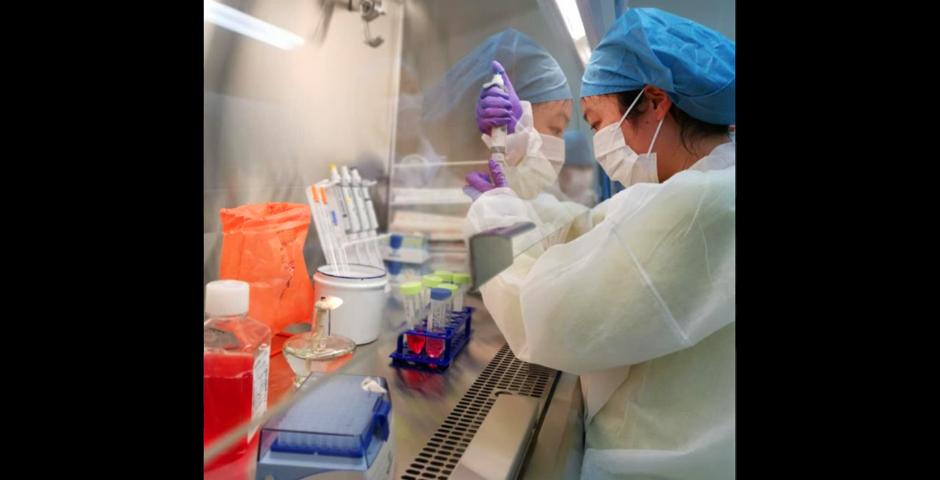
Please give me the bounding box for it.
[463,8,736,479]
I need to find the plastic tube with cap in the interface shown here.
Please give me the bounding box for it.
[387,234,404,259]
[420,274,442,319]
[428,287,452,334]
[400,282,422,329]
[452,272,471,311]
[438,283,458,313]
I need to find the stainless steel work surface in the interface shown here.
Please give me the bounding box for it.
[334,294,512,478]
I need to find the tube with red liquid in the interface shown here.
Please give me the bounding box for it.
[400,281,425,354]
[426,287,451,359]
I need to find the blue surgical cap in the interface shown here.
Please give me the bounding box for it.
[421,29,572,161]
[424,28,572,115]
[581,8,735,125]
[563,129,594,167]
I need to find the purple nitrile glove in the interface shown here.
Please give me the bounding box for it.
[465,171,496,195]
[488,157,508,188]
[476,60,522,134]
[462,185,483,201]
[463,157,509,200]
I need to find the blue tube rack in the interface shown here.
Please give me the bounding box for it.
[390,307,473,370]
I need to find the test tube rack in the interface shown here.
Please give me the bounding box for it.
[389,307,473,370]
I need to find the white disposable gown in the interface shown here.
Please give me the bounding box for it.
[464,142,736,479]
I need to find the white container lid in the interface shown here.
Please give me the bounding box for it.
[316,264,387,280]
[205,280,249,316]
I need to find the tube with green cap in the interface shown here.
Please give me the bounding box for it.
[434,270,453,283]
[452,272,471,311]
[400,281,423,329]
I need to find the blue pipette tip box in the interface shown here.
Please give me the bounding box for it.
[390,307,473,370]
[256,374,393,479]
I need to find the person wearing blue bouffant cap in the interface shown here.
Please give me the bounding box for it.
[464,9,736,479]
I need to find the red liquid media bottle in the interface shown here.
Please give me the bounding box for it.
[204,280,271,469]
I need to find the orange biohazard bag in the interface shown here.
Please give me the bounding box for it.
[219,203,314,334]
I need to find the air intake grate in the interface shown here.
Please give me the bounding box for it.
[400,344,558,480]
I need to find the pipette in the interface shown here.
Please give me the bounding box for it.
[351,168,383,267]
[318,184,351,270]
[331,165,363,264]
[306,185,336,267]
[482,73,508,169]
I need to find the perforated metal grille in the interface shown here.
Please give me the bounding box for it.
[400,344,558,480]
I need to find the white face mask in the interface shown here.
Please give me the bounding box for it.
[503,134,565,199]
[559,166,596,205]
[592,89,664,186]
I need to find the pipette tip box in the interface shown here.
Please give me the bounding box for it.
[255,374,394,480]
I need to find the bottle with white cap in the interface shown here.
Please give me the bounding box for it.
[203,280,272,456]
